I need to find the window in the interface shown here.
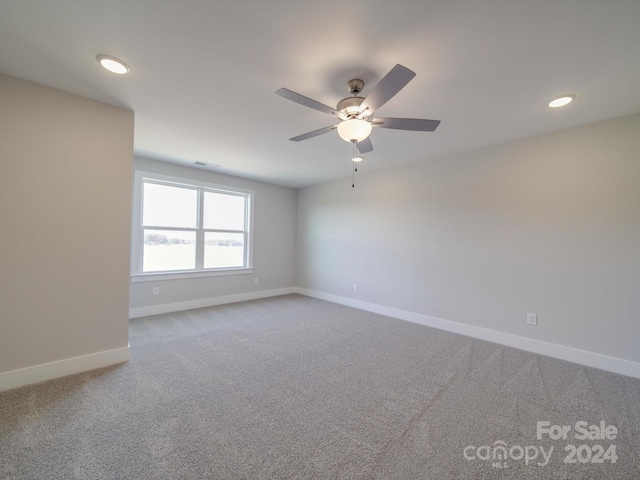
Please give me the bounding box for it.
[131,171,253,280]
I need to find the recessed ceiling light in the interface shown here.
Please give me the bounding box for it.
[96,55,130,74]
[548,94,575,108]
[352,156,364,163]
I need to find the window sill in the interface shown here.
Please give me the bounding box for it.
[130,267,254,283]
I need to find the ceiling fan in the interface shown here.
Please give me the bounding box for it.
[276,64,441,156]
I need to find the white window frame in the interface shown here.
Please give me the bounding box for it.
[131,170,254,282]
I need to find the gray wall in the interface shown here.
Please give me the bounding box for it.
[0,74,134,373]
[129,157,296,311]
[297,113,640,363]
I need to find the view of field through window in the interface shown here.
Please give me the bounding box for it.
[141,181,247,272]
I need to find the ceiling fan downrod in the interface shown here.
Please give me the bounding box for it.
[347,79,364,96]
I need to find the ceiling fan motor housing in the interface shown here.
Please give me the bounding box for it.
[337,96,366,117]
[338,78,367,117]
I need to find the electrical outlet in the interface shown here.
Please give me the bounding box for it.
[353,283,358,292]
[254,277,259,285]
[152,286,160,296]
[527,313,537,326]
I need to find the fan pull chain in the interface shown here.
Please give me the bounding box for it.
[352,141,356,188]
[351,158,359,187]
[351,158,356,188]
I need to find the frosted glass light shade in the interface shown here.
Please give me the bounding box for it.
[337,119,372,142]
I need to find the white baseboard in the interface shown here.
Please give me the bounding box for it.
[295,288,640,380]
[0,345,131,393]
[129,287,296,319]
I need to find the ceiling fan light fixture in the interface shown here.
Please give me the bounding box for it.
[337,119,372,142]
[548,94,575,108]
[276,65,441,165]
[96,54,130,74]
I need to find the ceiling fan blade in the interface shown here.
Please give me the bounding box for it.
[358,64,416,115]
[374,117,441,132]
[356,137,373,154]
[289,125,336,142]
[276,88,341,117]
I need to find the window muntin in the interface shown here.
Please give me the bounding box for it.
[133,172,253,277]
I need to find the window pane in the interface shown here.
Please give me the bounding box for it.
[143,229,195,272]
[204,232,244,268]
[203,192,245,230]
[143,182,197,228]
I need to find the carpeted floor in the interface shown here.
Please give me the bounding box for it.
[1,294,639,479]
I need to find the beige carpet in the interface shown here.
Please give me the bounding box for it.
[1,294,639,479]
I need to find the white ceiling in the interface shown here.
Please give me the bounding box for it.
[1,0,640,188]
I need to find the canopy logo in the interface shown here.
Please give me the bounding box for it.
[463,420,619,468]
[463,441,553,469]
